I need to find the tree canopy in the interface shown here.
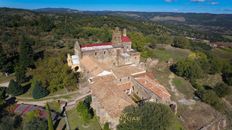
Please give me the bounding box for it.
[117,102,182,130]
[213,83,231,98]
[7,79,24,96]
[172,36,189,48]
[32,56,77,92]
[171,59,203,81]
[23,118,48,130]
[0,44,7,72]
[19,36,34,68]
[32,80,49,99]
[76,101,93,123]
[15,64,26,84]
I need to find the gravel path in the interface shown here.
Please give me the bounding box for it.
[0,81,9,87]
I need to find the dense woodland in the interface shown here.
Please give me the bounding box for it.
[0,7,232,130]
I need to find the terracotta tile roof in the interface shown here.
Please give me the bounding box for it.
[80,56,103,76]
[112,65,146,79]
[118,82,133,91]
[135,74,171,102]
[91,76,134,118]
[133,72,155,79]
[121,36,131,43]
[80,42,112,48]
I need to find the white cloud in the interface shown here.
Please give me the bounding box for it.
[211,2,219,5]
[191,0,206,2]
[164,0,174,3]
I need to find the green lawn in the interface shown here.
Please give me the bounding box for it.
[48,101,61,113]
[66,107,102,130]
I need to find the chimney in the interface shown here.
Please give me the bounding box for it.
[123,28,127,37]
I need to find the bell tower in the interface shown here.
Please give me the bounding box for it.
[74,41,81,57]
[111,27,122,44]
[123,28,127,37]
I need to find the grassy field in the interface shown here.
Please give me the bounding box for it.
[48,101,61,113]
[152,62,171,90]
[196,74,223,87]
[66,107,102,130]
[173,76,194,99]
[223,35,232,41]
[0,73,15,83]
[212,48,232,61]
[151,45,191,61]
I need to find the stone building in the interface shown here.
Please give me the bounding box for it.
[67,27,173,130]
[67,27,140,73]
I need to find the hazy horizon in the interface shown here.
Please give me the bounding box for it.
[0,0,232,14]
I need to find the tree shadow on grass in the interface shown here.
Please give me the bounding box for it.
[54,118,61,130]
[22,82,31,94]
[54,102,67,130]
[62,124,66,130]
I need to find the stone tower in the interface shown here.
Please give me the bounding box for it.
[123,28,127,37]
[111,27,122,44]
[74,41,81,57]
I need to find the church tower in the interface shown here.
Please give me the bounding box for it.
[111,27,122,44]
[74,41,81,57]
[123,28,127,37]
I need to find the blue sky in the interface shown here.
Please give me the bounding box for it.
[0,0,232,14]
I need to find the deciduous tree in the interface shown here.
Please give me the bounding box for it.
[117,102,181,130]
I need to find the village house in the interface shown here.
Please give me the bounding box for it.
[67,27,173,130]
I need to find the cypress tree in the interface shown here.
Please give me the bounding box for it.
[7,79,23,96]
[46,104,54,130]
[32,81,49,99]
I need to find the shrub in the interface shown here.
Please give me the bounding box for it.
[213,83,231,97]
[76,101,92,123]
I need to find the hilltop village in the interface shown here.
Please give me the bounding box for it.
[67,27,175,129]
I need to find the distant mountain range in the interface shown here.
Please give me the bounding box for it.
[1,7,232,37]
[34,8,80,13]
[34,8,232,28]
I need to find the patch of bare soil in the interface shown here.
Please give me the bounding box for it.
[179,102,221,130]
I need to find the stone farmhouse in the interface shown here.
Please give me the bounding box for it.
[67,27,174,130]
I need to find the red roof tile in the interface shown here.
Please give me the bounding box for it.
[121,36,131,43]
[80,42,112,48]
